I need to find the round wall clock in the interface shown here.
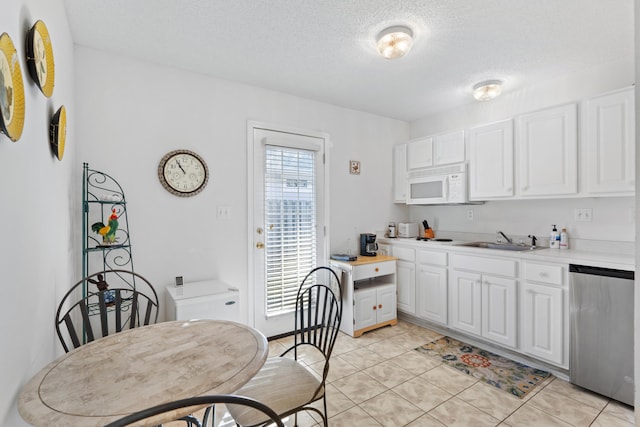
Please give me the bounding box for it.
[49,105,66,160]
[158,150,209,197]
[0,32,26,142]
[26,20,55,98]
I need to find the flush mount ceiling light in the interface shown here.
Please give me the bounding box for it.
[377,26,413,59]
[473,80,503,101]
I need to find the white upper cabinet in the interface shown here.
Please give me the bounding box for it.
[582,87,635,195]
[393,143,408,203]
[407,130,465,171]
[468,119,514,199]
[407,137,433,170]
[433,130,465,166]
[516,103,578,197]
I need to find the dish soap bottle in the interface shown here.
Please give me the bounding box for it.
[560,227,569,249]
[549,225,560,249]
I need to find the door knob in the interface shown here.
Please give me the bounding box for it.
[256,242,264,249]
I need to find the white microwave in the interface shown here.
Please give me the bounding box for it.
[407,163,468,205]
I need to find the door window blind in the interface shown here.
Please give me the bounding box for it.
[264,145,317,315]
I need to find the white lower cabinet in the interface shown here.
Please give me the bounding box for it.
[393,245,417,314]
[481,275,517,348]
[449,270,482,336]
[520,261,567,367]
[354,283,397,331]
[330,255,398,337]
[450,254,518,348]
[397,260,416,314]
[417,264,448,325]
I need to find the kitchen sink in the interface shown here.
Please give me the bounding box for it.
[455,241,537,251]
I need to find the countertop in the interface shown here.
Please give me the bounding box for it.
[379,237,635,271]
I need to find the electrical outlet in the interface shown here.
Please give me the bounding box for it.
[467,209,474,221]
[216,206,231,219]
[574,208,593,222]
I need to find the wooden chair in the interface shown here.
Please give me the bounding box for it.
[227,266,342,427]
[55,269,159,352]
[103,394,284,427]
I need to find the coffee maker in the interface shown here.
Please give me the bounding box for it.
[360,233,378,257]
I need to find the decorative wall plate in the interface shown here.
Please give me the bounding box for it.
[158,149,209,197]
[26,20,55,98]
[50,105,66,160]
[0,33,25,142]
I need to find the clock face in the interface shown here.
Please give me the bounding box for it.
[158,150,209,197]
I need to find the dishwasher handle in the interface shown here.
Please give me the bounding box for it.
[569,264,634,280]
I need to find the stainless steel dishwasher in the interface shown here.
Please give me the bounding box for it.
[569,264,634,406]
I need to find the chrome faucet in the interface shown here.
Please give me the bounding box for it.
[496,231,513,244]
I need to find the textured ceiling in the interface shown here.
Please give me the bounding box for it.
[62,0,633,121]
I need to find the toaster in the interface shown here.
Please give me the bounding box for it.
[398,223,419,238]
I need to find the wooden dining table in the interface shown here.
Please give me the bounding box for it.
[18,319,268,426]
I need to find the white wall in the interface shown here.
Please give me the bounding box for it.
[74,47,409,324]
[408,57,635,249]
[0,1,76,425]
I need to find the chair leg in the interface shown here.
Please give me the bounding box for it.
[322,395,328,427]
[178,414,202,427]
[202,405,216,427]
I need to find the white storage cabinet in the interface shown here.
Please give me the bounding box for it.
[449,253,518,348]
[520,261,567,367]
[416,249,448,325]
[330,255,398,337]
[582,87,635,196]
[468,119,514,199]
[516,103,578,197]
[392,245,416,314]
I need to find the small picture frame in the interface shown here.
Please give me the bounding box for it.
[349,160,360,175]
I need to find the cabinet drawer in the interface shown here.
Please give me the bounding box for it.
[451,253,517,277]
[353,260,395,281]
[418,250,447,267]
[524,262,564,286]
[392,246,416,262]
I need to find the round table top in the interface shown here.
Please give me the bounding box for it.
[19,319,268,426]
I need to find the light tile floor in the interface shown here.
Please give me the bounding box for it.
[207,320,635,427]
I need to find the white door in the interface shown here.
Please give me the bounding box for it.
[481,275,517,348]
[468,119,514,199]
[449,270,482,336]
[396,260,416,314]
[376,284,397,324]
[417,264,448,325]
[521,282,563,365]
[583,87,635,195]
[250,124,327,337]
[516,103,578,196]
[393,144,408,203]
[354,287,376,331]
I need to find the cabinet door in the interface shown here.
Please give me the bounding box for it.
[583,88,635,195]
[521,282,563,365]
[417,264,448,325]
[393,144,408,203]
[434,130,465,166]
[396,260,416,314]
[481,275,517,348]
[449,270,482,336]
[517,104,577,196]
[407,137,433,170]
[354,287,377,331]
[468,119,514,199]
[376,284,397,324]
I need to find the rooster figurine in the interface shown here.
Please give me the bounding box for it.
[91,208,119,244]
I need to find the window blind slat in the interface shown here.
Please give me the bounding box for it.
[264,145,317,315]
